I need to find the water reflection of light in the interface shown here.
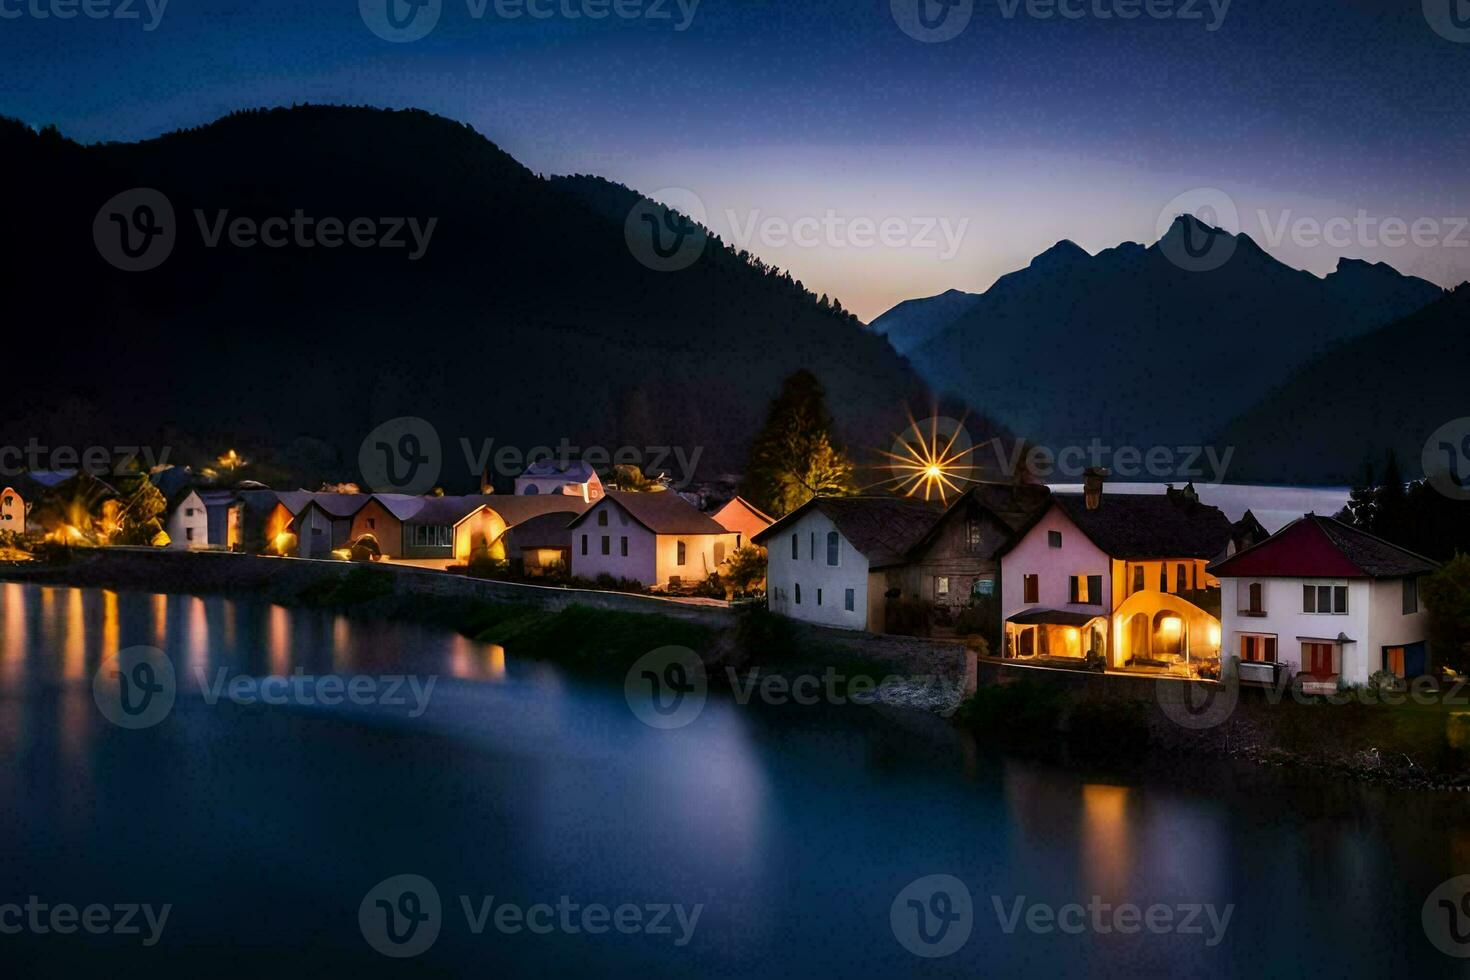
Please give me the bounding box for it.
[152,594,168,647]
[188,597,208,677]
[63,589,85,680]
[2,583,25,685]
[333,616,351,672]
[268,606,290,675]
[1081,783,1130,898]
[450,635,507,681]
[102,590,119,661]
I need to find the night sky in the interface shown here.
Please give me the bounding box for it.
[4,0,1467,319]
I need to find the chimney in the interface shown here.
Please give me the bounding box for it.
[1083,467,1107,510]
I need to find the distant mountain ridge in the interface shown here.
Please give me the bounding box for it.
[1217,284,1470,484]
[881,217,1445,457]
[0,106,935,487]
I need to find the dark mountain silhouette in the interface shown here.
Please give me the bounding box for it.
[868,287,981,355]
[1216,284,1470,484]
[0,106,934,489]
[888,217,1443,454]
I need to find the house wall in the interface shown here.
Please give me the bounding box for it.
[350,499,406,557]
[899,504,1009,608]
[1219,577,1378,684]
[652,531,738,587]
[515,474,603,501]
[571,514,657,585]
[0,489,24,534]
[1368,576,1431,674]
[295,505,344,559]
[765,509,871,631]
[454,508,508,563]
[165,492,210,550]
[1001,506,1112,621]
[1112,558,1215,604]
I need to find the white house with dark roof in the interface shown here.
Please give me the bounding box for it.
[1211,514,1438,690]
[163,489,210,550]
[753,496,945,631]
[567,491,737,588]
[515,460,604,502]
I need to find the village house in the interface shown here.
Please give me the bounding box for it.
[514,460,604,502]
[755,495,945,631]
[294,494,372,559]
[999,480,1234,671]
[163,489,210,549]
[709,496,775,550]
[0,486,25,533]
[1210,514,1438,691]
[567,491,738,589]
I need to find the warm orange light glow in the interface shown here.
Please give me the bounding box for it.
[874,411,973,503]
[1160,616,1182,637]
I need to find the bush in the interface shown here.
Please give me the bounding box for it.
[885,597,933,637]
[1368,669,1405,694]
[349,534,381,562]
[466,552,510,579]
[692,573,726,599]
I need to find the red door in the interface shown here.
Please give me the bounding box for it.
[1305,643,1335,679]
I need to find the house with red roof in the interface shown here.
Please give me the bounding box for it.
[1210,514,1438,691]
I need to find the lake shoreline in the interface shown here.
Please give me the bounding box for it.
[6,551,1464,793]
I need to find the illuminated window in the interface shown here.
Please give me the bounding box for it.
[936,577,950,596]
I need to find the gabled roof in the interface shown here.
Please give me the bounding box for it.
[300,493,371,519]
[568,491,728,536]
[405,495,499,526]
[753,495,945,569]
[485,495,590,527]
[1209,514,1439,579]
[368,493,429,522]
[1050,493,1233,560]
[166,488,204,514]
[906,482,1052,559]
[274,490,316,515]
[502,511,578,547]
[712,496,775,530]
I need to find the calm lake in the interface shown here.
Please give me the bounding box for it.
[1,583,1467,977]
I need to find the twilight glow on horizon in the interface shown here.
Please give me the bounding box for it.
[4,0,1467,320]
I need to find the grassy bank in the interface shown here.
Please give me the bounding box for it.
[956,677,1470,790]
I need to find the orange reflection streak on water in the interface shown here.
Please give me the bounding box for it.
[268,605,290,676]
[63,589,85,680]
[102,590,119,661]
[188,597,208,679]
[333,616,351,672]
[488,644,506,681]
[2,583,25,685]
[449,634,507,681]
[1081,783,1131,899]
[152,594,168,648]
